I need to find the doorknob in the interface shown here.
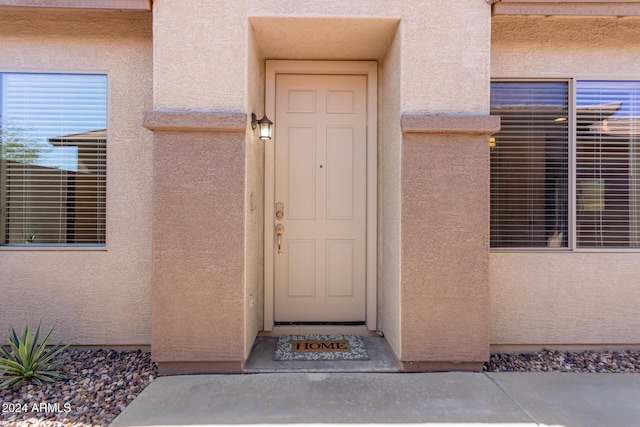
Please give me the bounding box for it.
[275,224,284,256]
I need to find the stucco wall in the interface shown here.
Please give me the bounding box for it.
[151,129,246,364]
[491,253,640,346]
[153,0,247,111]
[244,24,265,359]
[396,2,494,369]
[401,133,491,363]
[377,27,403,358]
[491,17,640,347]
[402,0,491,114]
[492,16,640,79]
[399,117,499,369]
[150,1,249,370]
[0,8,153,345]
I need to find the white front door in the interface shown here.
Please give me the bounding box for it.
[273,73,368,323]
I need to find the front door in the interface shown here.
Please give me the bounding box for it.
[273,73,368,323]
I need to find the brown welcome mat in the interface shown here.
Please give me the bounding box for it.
[273,334,369,361]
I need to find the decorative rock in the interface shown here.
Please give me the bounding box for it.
[0,349,156,427]
[484,349,640,373]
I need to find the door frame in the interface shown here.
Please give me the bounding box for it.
[264,60,377,331]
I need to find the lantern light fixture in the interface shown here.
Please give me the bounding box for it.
[251,113,273,140]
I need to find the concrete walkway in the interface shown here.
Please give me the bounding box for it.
[110,372,640,427]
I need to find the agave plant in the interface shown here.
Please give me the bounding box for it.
[0,323,69,389]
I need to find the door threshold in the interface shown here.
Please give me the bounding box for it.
[260,324,379,337]
[274,321,366,326]
[244,335,401,373]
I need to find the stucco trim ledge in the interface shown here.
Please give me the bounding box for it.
[143,111,246,133]
[493,3,640,17]
[401,114,501,135]
[0,0,150,9]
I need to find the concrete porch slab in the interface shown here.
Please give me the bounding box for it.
[244,335,401,373]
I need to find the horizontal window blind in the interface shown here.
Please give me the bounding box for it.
[576,81,640,248]
[0,73,107,245]
[490,82,569,248]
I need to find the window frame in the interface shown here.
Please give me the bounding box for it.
[491,77,640,253]
[0,70,109,251]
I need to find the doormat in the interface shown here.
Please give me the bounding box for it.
[273,334,369,361]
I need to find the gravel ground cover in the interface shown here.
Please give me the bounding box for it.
[0,349,156,427]
[2,348,639,426]
[484,349,640,373]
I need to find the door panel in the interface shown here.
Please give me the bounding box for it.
[326,239,355,297]
[287,240,316,297]
[327,127,355,219]
[274,73,367,323]
[287,127,316,219]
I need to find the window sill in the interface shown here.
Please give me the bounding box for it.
[491,248,640,254]
[0,245,107,251]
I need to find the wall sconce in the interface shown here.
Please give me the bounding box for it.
[251,113,273,141]
[489,137,496,151]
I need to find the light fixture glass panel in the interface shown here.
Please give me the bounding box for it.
[259,121,271,140]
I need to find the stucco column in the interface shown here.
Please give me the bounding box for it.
[399,115,500,371]
[148,0,249,374]
[145,112,247,374]
[395,0,496,371]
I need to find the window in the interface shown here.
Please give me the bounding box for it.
[490,82,569,248]
[490,80,640,249]
[0,73,107,246]
[576,81,640,248]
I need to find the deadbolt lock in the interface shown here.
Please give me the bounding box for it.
[275,202,284,220]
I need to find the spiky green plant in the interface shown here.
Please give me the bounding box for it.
[0,323,69,389]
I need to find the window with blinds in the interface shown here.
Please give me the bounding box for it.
[491,79,640,250]
[576,81,640,248]
[490,81,569,248]
[0,73,107,246]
